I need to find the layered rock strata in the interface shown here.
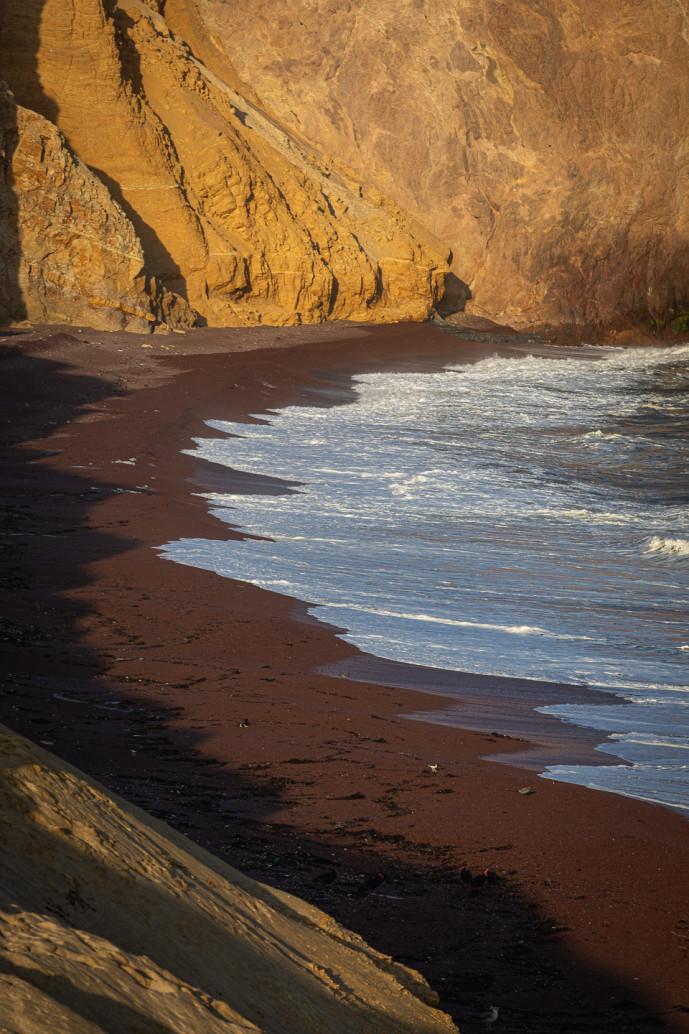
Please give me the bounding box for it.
[0,83,191,331]
[0,724,458,1034]
[0,0,450,330]
[3,0,686,332]
[197,0,689,331]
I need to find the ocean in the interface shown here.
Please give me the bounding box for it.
[159,340,689,815]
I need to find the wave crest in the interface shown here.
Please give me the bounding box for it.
[643,536,689,560]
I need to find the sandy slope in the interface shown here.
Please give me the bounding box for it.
[0,723,457,1034]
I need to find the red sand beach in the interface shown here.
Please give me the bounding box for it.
[1,320,688,1034]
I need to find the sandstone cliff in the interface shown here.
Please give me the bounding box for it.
[2,1,687,334]
[0,724,458,1034]
[0,82,193,331]
[0,0,450,331]
[194,0,689,332]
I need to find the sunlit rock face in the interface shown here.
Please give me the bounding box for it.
[0,82,191,331]
[0,0,449,331]
[194,0,689,331]
[2,0,687,333]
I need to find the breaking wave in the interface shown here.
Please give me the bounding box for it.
[643,536,689,560]
[162,339,689,814]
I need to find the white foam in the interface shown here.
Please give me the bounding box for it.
[542,764,689,814]
[581,430,624,443]
[643,536,689,560]
[161,340,689,814]
[610,733,689,750]
[341,605,597,641]
[538,507,639,525]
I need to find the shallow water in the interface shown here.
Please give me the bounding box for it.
[159,341,689,815]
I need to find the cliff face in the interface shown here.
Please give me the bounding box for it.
[0,724,458,1033]
[0,83,192,331]
[0,0,449,331]
[1,0,687,333]
[195,0,689,331]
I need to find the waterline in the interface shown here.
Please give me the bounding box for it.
[159,341,689,814]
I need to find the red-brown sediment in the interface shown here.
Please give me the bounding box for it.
[1,321,688,1034]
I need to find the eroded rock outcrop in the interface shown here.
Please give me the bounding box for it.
[0,82,191,331]
[195,0,689,332]
[0,724,458,1034]
[0,0,450,330]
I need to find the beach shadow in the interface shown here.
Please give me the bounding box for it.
[0,338,686,1034]
[0,341,133,716]
[106,755,688,1034]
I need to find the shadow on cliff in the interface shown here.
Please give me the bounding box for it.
[89,163,191,305]
[0,0,54,325]
[0,0,58,124]
[436,269,472,317]
[1,338,686,1034]
[0,1,191,316]
[88,6,190,304]
[0,86,25,325]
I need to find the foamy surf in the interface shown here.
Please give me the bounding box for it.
[335,605,597,641]
[162,340,689,814]
[643,535,689,560]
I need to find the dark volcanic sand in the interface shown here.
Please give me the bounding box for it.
[1,320,688,1034]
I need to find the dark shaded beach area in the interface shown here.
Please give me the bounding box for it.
[1,320,688,1034]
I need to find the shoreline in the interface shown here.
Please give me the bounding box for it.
[164,329,630,773]
[1,320,689,1033]
[167,329,676,780]
[316,652,627,772]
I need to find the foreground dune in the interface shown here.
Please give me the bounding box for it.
[0,723,458,1034]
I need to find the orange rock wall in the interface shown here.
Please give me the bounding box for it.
[0,83,190,331]
[0,0,449,330]
[195,0,689,331]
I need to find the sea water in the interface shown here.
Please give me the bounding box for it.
[158,342,689,815]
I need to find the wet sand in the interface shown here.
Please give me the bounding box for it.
[1,320,688,1034]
